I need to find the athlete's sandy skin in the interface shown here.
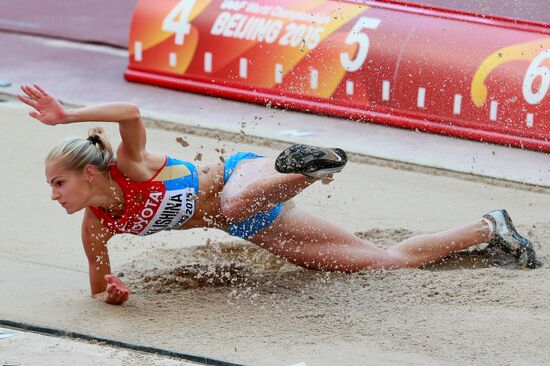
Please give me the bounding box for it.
[19,84,536,306]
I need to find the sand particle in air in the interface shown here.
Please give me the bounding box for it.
[176,137,189,147]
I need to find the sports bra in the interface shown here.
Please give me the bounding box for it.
[90,156,199,236]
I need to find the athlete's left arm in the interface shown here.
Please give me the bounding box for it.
[81,208,130,305]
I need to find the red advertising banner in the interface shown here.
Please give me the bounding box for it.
[125,0,550,151]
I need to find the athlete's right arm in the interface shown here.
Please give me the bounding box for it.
[19,84,146,164]
[81,208,130,305]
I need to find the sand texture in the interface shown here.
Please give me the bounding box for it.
[1,102,550,365]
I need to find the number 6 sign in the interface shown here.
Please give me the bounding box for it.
[523,49,550,105]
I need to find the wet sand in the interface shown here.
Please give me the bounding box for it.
[1,101,550,365]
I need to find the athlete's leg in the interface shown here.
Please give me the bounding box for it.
[386,221,489,268]
[250,205,492,271]
[221,158,316,222]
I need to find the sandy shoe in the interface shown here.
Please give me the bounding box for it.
[483,209,540,269]
[275,144,348,179]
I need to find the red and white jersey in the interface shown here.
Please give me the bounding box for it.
[90,156,198,236]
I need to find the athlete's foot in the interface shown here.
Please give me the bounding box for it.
[275,144,348,179]
[483,209,540,269]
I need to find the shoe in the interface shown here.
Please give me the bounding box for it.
[483,209,539,269]
[275,144,348,179]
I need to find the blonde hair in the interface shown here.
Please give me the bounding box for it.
[45,127,114,171]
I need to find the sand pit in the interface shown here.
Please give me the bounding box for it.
[120,228,522,296]
[2,101,550,365]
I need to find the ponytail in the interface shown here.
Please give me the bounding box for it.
[45,127,114,171]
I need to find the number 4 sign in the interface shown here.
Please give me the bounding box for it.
[162,0,196,45]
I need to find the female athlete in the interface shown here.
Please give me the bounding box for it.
[19,84,538,305]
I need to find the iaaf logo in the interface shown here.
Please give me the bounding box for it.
[471,39,550,107]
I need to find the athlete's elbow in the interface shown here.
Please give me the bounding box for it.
[125,103,141,121]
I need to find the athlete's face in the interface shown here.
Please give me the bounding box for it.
[45,161,91,214]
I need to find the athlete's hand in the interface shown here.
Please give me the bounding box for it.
[103,274,130,305]
[18,84,67,125]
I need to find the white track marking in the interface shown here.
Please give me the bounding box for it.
[204,52,212,73]
[0,329,13,339]
[382,80,390,101]
[169,52,177,67]
[275,64,283,84]
[310,69,318,90]
[490,100,498,121]
[134,41,142,62]
[277,129,313,137]
[526,113,534,127]
[417,87,426,108]
[453,94,462,115]
[42,39,127,57]
[239,58,248,78]
[346,80,354,95]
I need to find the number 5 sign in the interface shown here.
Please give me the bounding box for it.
[126,0,550,152]
[340,17,380,72]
